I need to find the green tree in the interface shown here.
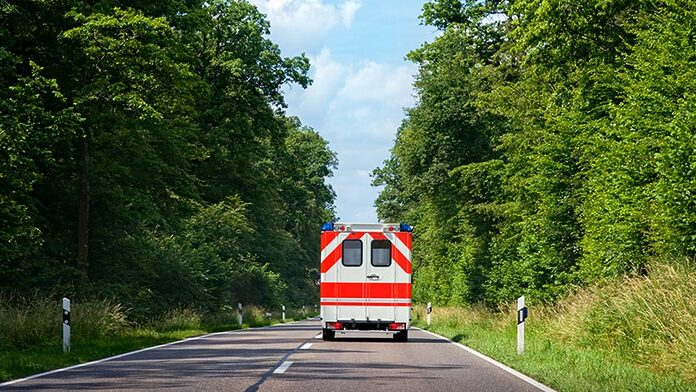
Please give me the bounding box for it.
[61,7,200,282]
[376,0,696,306]
[0,63,81,292]
[0,0,335,315]
[374,0,510,304]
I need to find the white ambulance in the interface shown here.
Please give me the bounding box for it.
[319,222,413,342]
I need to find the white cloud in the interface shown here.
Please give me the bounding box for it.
[282,49,417,221]
[297,48,349,110]
[250,0,361,54]
[288,49,415,141]
[336,61,414,106]
[327,63,415,141]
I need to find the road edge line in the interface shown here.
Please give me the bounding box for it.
[0,319,313,388]
[414,327,556,392]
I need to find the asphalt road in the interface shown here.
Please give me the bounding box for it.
[2,319,552,391]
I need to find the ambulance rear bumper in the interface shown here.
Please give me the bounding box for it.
[322,320,410,331]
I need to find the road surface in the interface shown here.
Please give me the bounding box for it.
[2,319,552,391]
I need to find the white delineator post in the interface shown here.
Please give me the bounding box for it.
[426,302,432,326]
[517,296,528,355]
[282,305,286,322]
[237,302,243,325]
[62,298,71,353]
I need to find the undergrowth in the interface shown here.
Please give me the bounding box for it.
[414,262,696,391]
[0,299,315,382]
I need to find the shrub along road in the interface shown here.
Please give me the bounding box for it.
[1,319,551,391]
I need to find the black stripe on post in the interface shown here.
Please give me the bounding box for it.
[63,309,71,326]
[517,307,528,325]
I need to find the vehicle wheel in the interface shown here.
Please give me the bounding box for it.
[322,328,335,341]
[393,330,408,342]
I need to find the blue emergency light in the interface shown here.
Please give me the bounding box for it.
[321,222,334,231]
[399,223,413,232]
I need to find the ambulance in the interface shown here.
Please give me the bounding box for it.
[319,222,413,342]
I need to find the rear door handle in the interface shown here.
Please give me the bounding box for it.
[367,274,380,279]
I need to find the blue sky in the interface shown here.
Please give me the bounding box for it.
[249,0,436,222]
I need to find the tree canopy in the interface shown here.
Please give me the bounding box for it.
[374,0,696,305]
[0,0,336,317]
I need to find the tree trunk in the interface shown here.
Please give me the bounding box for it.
[77,134,90,276]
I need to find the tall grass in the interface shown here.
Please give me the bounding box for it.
[0,298,316,350]
[0,296,128,350]
[0,296,58,350]
[0,298,316,382]
[154,308,202,332]
[548,262,696,381]
[73,300,129,339]
[414,261,696,389]
[146,304,311,331]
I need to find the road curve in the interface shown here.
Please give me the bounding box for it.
[2,319,552,391]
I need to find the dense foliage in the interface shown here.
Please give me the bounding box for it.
[374,0,696,305]
[0,0,336,317]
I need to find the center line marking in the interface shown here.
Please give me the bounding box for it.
[300,343,312,350]
[273,360,293,374]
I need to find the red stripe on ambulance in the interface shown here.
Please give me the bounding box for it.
[320,301,411,307]
[320,230,339,249]
[320,243,342,273]
[391,246,412,274]
[320,282,411,298]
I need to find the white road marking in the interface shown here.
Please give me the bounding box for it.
[300,343,312,350]
[314,333,322,339]
[416,328,556,392]
[273,360,294,374]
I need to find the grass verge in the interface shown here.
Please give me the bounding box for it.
[0,301,313,383]
[413,263,696,392]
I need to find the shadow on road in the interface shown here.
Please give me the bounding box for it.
[330,336,449,344]
[4,322,322,391]
[280,360,471,381]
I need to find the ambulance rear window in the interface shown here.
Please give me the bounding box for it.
[342,240,362,266]
[371,240,391,267]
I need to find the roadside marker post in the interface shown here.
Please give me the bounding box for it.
[427,302,432,326]
[302,305,306,317]
[62,298,71,353]
[517,296,528,355]
[237,303,243,326]
[282,305,285,321]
